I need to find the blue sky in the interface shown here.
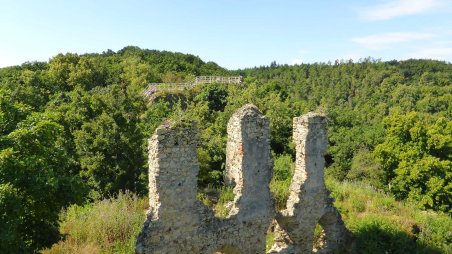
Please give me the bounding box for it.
[0,0,451,69]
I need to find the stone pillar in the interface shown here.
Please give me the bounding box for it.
[271,113,350,254]
[224,104,274,253]
[136,121,205,254]
[225,104,273,218]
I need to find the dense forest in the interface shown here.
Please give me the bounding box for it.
[0,46,450,253]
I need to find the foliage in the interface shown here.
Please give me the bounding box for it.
[0,113,87,252]
[327,178,450,253]
[42,191,147,254]
[194,83,229,112]
[72,85,147,198]
[218,185,235,204]
[0,183,25,253]
[374,112,451,212]
[214,186,235,218]
[352,216,438,254]
[270,153,295,209]
[347,149,384,189]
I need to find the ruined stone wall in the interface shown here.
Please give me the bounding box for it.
[225,104,273,221]
[136,104,351,254]
[269,114,350,253]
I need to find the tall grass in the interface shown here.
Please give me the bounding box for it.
[326,179,451,253]
[42,191,147,254]
[214,185,235,218]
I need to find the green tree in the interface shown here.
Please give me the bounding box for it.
[0,183,25,253]
[73,85,147,197]
[374,112,451,212]
[0,113,87,252]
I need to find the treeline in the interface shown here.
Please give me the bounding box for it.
[0,47,450,253]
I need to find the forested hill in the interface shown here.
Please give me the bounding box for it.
[0,47,450,253]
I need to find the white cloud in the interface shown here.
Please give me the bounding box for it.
[291,58,303,65]
[360,0,443,21]
[408,47,452,60]
[352,32,432,50]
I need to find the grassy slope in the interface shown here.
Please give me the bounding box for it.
[42,192,147,254]
[326,179,451,254]
[43,181,450,254]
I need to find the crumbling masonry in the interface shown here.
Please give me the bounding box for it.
[136,104,351,254]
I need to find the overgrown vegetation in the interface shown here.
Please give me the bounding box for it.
[328,179,451,253]
[43,178,450,253]
[0,47,450,252]
[42,192,147,254]
[271,154,295,209]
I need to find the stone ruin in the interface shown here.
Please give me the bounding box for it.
[136,104,351,254]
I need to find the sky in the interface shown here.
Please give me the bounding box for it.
[0,0,451,69]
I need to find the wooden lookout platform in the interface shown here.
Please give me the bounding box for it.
[144,76,242,99]
[193,76,242,85]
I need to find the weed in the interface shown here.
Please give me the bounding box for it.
[42,191,147,254]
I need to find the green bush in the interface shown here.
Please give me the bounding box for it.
[214,186,235,218]
[327,178,450,253]
[42,192,147,254]
[270,154,295,209]
[415,214,452,252]
[352,216,441,254]
[218,186,234,204]
[374,113,451,212]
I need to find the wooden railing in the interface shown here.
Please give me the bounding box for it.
[144,76,242,99]
[194,76,242,85]
[144,83,195,98]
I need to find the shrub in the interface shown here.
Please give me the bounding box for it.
[327,178,449,253]
[215,186,235,218]
[352,216,441,254]
[415,214,452,252]
[270,154,295,209]
[218,185,234,204]
[42,191,147,254]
